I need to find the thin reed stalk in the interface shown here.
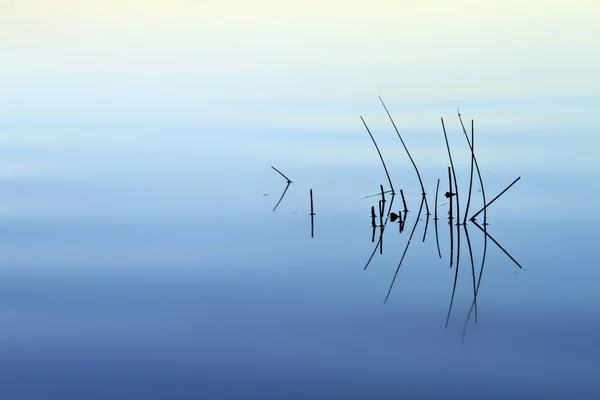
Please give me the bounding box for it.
[434,179,440,221]
[441,118,460,226]
[361,116,395,194]
[379,185,386,227]
[378,96,429,214]
[310,189,314,238]
[422,213,430,243]
[470,177,521,221]
[434,215,442,259]
[400,189,408,213]
[271,166,292,183]
[458,118,487,225]
[458,110,475,225]
[448,167,454,267]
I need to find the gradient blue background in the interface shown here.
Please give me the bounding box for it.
[2,1,600,398]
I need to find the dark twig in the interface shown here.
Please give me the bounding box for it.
[470,177,521,221]
[378,96,429,214]
[434,179,440,221]
[310,189,315,238]
[379,185,386,227]
[271,166,292,183]
[434,178,442,256]
[371,206,376,228]
[422,212,430,243]
[361,116,395,194]
[371,225,376,243]
[448,167,454,267]
[400,189,408,213]
[371,207,376,243]
[377,221,384,255]
[434,213,442,259]
[399,211,406,233]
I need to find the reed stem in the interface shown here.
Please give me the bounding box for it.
[271,166,292,183]
[378,96,429,214]
[361,116,395,194]
[459,110,475,225]
[441,118,460,226]
[470,177,521,221]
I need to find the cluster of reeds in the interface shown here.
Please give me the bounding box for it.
[360,101,523,331]
[270,100,524,333]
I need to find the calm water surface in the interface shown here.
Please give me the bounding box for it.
[1,100,599,399]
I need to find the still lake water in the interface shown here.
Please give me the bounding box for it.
[1,98,599,398]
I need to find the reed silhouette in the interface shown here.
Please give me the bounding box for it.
[458,111,476,225]
[271,166,292,183]
[371,206,377,228]
[378,96,430,215]
[270,105,526,335]
[471,177,521,221]
[400,189,408,213]
[399,211,405,233]
[379,185,386,227]
[458,117,488,225]
[364,188,397,270]
[422,212,430,243]
[310,189,315,238]
[434,179,440,221]
[434,178,442,258]
[448,167,454,268]
[361,116,395,195]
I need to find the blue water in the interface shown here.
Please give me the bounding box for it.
[1,101,599,399]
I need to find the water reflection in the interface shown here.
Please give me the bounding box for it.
[272,181,291,212]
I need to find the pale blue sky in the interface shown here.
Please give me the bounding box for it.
[1,0,599,127]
